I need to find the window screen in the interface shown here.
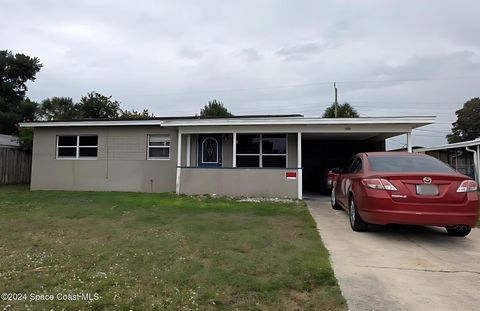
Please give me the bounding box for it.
[148,135,170,159]
[236,134,287,168]
[57,135,98,159]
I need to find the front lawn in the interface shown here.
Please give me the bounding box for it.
[0,186,345,310]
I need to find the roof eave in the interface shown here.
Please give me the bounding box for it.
[415,138,480,152]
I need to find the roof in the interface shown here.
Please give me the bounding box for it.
[415,138,480,152]
[20,114,303,124]
[0,134,19,147]
[19,115,436,128]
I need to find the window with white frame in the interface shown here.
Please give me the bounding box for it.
[57,135,98,159]
[148,134,170,159]
[236,134,287,168]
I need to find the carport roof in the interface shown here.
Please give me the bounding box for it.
[20,115,435,128]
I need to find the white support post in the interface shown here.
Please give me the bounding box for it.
[232,132,237,167]
[406,132,412,152]
[186,134,191,167]
[477,145,480,183]
[297,132,303,200]
[176,130,182,194]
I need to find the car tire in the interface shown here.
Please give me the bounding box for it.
[446,225,471,237]
[331,188,342,210]
[349,196,368,232]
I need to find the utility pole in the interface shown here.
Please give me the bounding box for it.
[334,82,338,118]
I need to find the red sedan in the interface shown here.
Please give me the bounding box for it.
[331,152,479,236]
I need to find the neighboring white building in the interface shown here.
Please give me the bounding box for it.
[0,134,19,148]
[416,138,480,183]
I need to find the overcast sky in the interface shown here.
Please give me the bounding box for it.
[2,0,480,149]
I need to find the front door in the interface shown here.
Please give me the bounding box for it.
[198,134,222,167]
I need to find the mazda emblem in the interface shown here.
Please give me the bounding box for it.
[423,177,432,184]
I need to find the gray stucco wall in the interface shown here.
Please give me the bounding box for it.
[287,133,298,168]
[31,126,178,192]
[179,167,299,198]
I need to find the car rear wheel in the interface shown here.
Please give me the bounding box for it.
[349,197,368,231]
[446,225,471,237]
[331,188,342,210]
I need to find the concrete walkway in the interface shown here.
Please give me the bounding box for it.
[306,196,480,311]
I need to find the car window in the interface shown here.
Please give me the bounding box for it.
[368,155,455,173]
[350,157,362,173]
[342,157,355,173]
[342,156,361,174]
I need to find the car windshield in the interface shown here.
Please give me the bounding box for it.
[368,155,455,173]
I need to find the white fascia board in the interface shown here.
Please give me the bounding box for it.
[19,116,436,129]
[19,120,164,127]
[415,138,480,152]
[161,116,436,127]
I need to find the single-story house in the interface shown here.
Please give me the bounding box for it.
[20,115,434,199]
[415,138,480,183]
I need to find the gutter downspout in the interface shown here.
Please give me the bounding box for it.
[465,146,478,183]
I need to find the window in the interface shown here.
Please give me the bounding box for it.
[348,157,362,173]
[57,135,98,159]
[236,134,287,168]
[368,155,455,173]
[148,134,170,159]
[262,134,287,168]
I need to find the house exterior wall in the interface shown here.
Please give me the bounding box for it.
[223,134,233,167]
[287,133,298,167]
[179,167,299,198]
[30,126,178,192]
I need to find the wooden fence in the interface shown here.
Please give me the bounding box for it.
[0,147,32,184]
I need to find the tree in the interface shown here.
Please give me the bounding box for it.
[322,102,359,118]
[38,97,80,120]
[0,50,42,134]
[447,97,480,143]
[120,109,154,119]
[18,127,33,151]
[78,92,121,119]
[200,100,232,117]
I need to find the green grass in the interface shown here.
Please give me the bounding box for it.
[0,186,345,310]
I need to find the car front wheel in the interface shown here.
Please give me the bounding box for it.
[349,196,368,232]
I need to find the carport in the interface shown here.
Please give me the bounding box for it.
[302,132,395,194]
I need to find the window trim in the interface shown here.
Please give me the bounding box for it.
[56,135,98,160]
[236,133,288,168]
[147,134,171,160]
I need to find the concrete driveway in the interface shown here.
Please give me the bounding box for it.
[306,196,480,311]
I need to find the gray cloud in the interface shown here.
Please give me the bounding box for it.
[276,42,323,56]
[1,0,480,148]
[239,48,262,62]
[178,46,203,60]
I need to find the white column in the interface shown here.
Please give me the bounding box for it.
[232,132,237,167]
[176,130,182,194]
[406,132,412,152]
[297,132,302,200]
[477,145,480,183]
[186,134,191,167]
